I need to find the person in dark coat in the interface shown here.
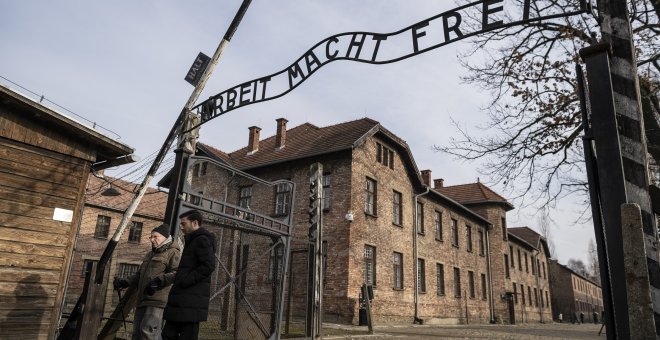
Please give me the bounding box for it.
[113,223,180,340]
[162,210,216,340]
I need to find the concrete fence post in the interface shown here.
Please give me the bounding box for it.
[621,203,655,339]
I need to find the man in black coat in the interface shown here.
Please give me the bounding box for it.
[162,209,216,339]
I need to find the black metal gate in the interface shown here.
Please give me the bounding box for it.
[179,156,295,340]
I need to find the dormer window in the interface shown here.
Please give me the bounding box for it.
[376,142,394,169]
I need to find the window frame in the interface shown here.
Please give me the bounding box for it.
[434,210,443,241]
[94,215,111,239]
[128,221,143,243]
[393,252,403,290]
[454,267,461,298]
[466,225,473,252]
[451,218,459,247]
[365,177,377,216]
[417,258,426,293]
[364,245,377,286]
[392,190,402,226]
[437,263,445,296]
[274,183,291,216]
[239,185,252,209]
[416,201,424,235]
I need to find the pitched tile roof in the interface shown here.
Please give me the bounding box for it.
[201,118,380,170]
[508,226,551,255]
[86,174,167,218]
[435,182,514,210]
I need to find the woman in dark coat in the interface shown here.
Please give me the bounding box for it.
[162,210,216,340]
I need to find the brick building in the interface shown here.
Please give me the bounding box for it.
[504,227,553,323]
[548,259,603,323]
[62,174,167,319]
[179,117,553,325]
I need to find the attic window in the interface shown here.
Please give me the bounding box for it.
[376,142,394,169]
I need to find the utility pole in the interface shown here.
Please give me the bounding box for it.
[577,0,660,338]
[64,2,254,339]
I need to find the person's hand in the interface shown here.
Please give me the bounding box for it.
[113,277,129,290]
[144,277,162,296]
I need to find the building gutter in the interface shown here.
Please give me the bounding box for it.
[413,187,430,324]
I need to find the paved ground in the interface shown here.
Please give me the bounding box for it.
[312,322,605,339]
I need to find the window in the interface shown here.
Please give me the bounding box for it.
[454,267,461,297]
[504,254,510,278]
[364,245,376,286]
[545,290,549,308]
[542,262,547,279]
[192,161,208,177]
[532,256,536,275]
[437,263,445,295]
[525,253,529,273]
[376,142,395,169]
[481,273,487,300]
[323,241,328,284]
[518,249,522,270]
[521,284,526,305]
[466,225,473,252]
[528,286,532,306]
[392,191,402,225]
[82,259,98,277]
[239,186,252,209]
[451,219,459,247]
[510,246,514,267]
[537,259,541,277]
[534,288,538,307]
[118,263,139,280]
[94,215,111,238]
[468,271,475,299]
[540,289,544,308]
[416,202,424,234]
[513,283,518,304]
[434,211,443,241]
[128,221,142,243]
[478,230,484,255]
[501,217,507,240]
[322,174,331,210]
[268,244,284,282]
[365,178,377,215]
[393,252,403,289]
[275,183,291,215]
[417,258,426,292]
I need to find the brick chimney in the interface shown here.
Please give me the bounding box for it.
[247,126,261,154]
[421,169,432,187]
[275,118,288,149]
[434,178,444,189]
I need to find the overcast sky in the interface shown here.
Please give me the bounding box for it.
[0,1,596,265]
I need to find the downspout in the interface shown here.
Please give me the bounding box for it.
[413,187,430,324]
[485,227,495,323]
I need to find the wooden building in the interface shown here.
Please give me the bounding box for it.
[0,84,134,339]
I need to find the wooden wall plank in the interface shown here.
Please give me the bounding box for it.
[0,282,58,297]
[0,239,67,257]
[0,212,71,234]
[0,137,85,175]
[0,171,80,199]
[0,268,61,285]
[0,226,70,246]
[0,251,64,271]
[0,184,75,209]
[1,110,95,161]
[0,157,81,188]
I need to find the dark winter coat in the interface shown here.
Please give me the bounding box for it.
[128,236,181,308]
[163,227,216,322]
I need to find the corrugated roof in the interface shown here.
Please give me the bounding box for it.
[436,182,514,210]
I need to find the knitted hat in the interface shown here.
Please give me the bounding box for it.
[152,223,170,238]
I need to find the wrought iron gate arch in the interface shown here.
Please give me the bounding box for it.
[178,155,295,340]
